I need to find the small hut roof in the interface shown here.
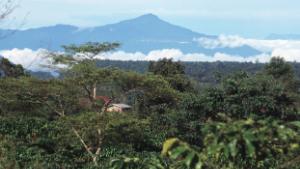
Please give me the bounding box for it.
[111,104,131,109]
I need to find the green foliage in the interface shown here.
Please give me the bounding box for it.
[93,59,300,86]
[0,117,84,168]
[161,118,300,169]
[0,135,19,169]
[47,42,121,113]
[113,70,179,111]
[148,58,194,92]
[182,71,298,120]
[0,77,81,117]
[0,58,27,78]
[110,155,167,169]
[149,58,185,77]
[220,72,297,119]
[62,42,120,57]
[202,119,300,168]
[264,57,300,92]
[1,53,300,169]
[162,138,204,169]
[50,42,120,66]
[66,62,114,101]
[104,117,157,151]
[265,57,295,79]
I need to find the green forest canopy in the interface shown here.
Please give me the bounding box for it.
[0,43,299,169]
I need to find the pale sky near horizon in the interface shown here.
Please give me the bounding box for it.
[4,0,300,38]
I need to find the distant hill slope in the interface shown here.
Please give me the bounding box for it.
[0,14,260,56]
[266,33,300,40]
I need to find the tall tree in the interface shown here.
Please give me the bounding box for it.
[264,57,295,79]
[49,42,120,101]
[264,57,299,92]
[46,42,120,166]
[148,58,193,92]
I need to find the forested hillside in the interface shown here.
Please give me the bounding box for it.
[96,60,300,84]
[0,43,299,169]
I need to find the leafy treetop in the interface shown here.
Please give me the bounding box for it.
[148,58,185,77]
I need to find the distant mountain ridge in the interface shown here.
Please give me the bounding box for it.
[0,14,260,56]
[266,33,300,40]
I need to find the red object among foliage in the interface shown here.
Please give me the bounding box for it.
[95,96,112,106]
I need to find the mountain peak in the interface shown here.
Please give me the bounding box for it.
[134,13,161,21]
[139,13,159,18]
[117,13,164,26]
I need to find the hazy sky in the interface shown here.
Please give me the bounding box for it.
[5,0,300,38]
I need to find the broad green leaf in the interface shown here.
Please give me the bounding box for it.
[184,151,196,167]
[162,138,180,156]
[245,139,255,158]
[229,139,238,157]
[170,146,187,159]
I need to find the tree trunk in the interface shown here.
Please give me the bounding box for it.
[92,83,97,99]
[72,127,99,166]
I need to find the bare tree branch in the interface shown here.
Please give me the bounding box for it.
[0,0,18,21]
[0,0,27,39]
[0,0,23,25]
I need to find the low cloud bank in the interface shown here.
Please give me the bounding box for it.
[196,35,300,53]
[2,39,300,72]
[0,48,51,72]
[96,50,272,62]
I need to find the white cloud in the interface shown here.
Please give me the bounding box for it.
[96,51,146,61]
[96,49,271,62]
[195,35,300,62]
[2,45,300,73]
[0,48,52,72]
[272,49,300,62]
[196,35,300,53]
[145,49,183,61]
